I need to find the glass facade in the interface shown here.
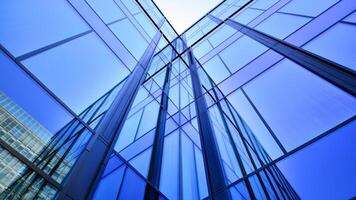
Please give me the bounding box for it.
[0,0,355,199]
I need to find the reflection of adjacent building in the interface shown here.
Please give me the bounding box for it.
[0,91,73,198]
[0,90,92,199]
[0,91,52,192]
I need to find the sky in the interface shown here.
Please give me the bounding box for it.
[153,0,222,34]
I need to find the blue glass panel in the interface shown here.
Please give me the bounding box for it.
[22,33,130,114]
[209,106,242,183]
[202,56,230,84]
[129,147,152,178]
[123,0,141,14]
[280,0,339,17]
[244,59,356,150]
[169,84,180,108]
[343,11,356,23]
[134,13,157,39]
[0,0,90,56]
[255,12,311,40]
[114,110,143,152]
[132,87,149,107]
[219,36,268,73]
[181,133,199,200]
[186,31,205,46]
[193,40,213,59]
[304,23,356,71]
[277,120,356,199]
[136,100,160,138]
[0,50,73,134]
[160,131,179,200]
[117,168,146,200]
[194,146,209,199]
[227,89,283,159]
[103,154,124,177]
[229,182,249,200]
[181,123,199,148]
[208,24,236,47]
[92,165,125,200]
[86,0,126,23]
[250,0,279,10]
[232,8,263,25]
[180,86,192,109]
[120,129,155,160]
[109,18,149,60]
[164,118,179,135]
[249,175,267,199]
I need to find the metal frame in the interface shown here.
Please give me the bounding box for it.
[56,27,163,199]
[208,14,356,96]
[145,40,176,198]
[187,48,231,199]
[1,0,355,199]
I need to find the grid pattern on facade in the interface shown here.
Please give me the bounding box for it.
[0,0,355,199]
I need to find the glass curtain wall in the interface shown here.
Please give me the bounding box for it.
[0,0,355,199]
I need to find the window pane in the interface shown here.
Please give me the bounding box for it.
[160,131,179,200]
[277,120,356,199]
[193,40,213,59]
[303,23,356,71]
[279,0,339,17]
[22,33,130,114]
[110,18,149,60]
[117,168,146,200]
[232,8,263,25]
[114,110,143,152]
[227,89,283,159]
[136,100,160,138]
[86,0,126,23]
[0,0,90,56]
[0,50,73,134]
[181,133,199,200]
[219,36,268,73]
[202,56,231,84]
[194,146,208,199]
[255,12,311,40]
[93,165,125,200]
[129,147,152,177]
[343,11,356,23]
[244,59,356,150]
[250,0,279,10]
[208,25,236,47]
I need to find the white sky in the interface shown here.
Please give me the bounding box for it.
[153,0,222,34]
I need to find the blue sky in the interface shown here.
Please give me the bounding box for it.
[154,0,222,34]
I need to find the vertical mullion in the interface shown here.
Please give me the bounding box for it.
[208,14,356,96]
[145,41,176,198]
[208,83,257,200]
[56,20,164,199]
[187,48,231,199]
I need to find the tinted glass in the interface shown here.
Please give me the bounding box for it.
[0,0,90,56]
[22,33,130,114]
[244,59,356,150]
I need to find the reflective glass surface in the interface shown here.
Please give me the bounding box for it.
[2,0,355,199]
[304,23,356,71]
[244,59,356,150]
[0,0,90,57]
[219,36,268,73]
[22,33,130,114]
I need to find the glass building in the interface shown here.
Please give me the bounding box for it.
[0,0,355,199]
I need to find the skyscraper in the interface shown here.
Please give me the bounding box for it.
[0,0,355,199]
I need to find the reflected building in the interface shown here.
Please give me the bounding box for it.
[0,91,51,192]
[0,0,355,200]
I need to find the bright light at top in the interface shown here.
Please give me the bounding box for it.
[153,0,222,34]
